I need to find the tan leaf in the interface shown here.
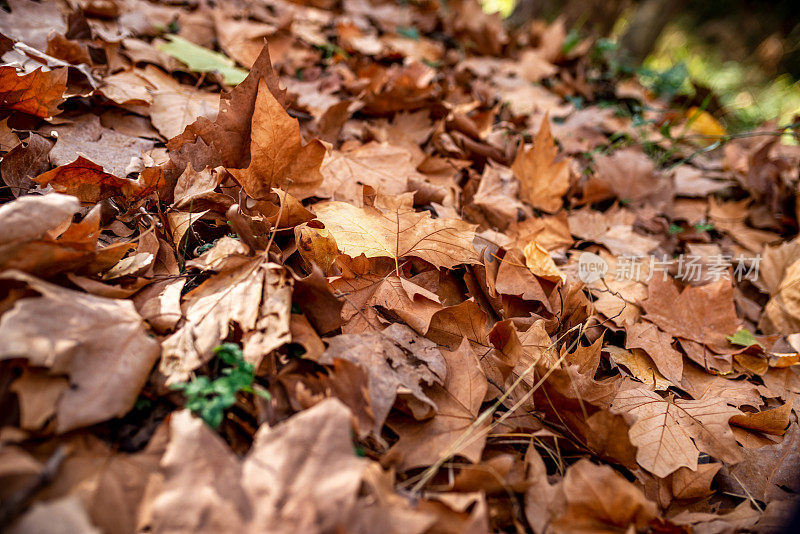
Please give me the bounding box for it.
[387,339,489,470]
[730,400,792,436]
[45,115,155,178]
[160,257,291,383]
[524,240,566,284]
[671,463,722,500]
[511,116,570,213]
[624,321,684,383]
[319,323,446,434]
[331,267,442,334]
[568,207,660,257]
[148,400,368,533]
[642,276,740,356]
[0,271,160,432]
[610,387,743,477]
[295,223,340,276]
[605,346,673,391]
[228,78,325,200]
[138,65,219,139]
[716,424,800,502]
[317,142,423,202]
[551,459,658,534]
[314,192,478,272]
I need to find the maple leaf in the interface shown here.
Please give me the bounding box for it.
[387,339,489,470]
[166,43,287,177]
[147,400,368,532]
[314,192,478,273]
[330,265,442,334]
[227,78,326,200]
[136,65,219,139]
[0,271,160,432]
[0,66,67,118]
[624,321,683,383]
[610,387,743,477]
[45,115,155,178]
[317,142,424,202]
[551,459,659,533]
[320,323,446,434]
[0,0,66,51]
[511,115,570,213]
[160,257,291,384]
[34,157,133,203]
[642,276,740,357]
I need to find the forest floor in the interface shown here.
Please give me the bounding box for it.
[1,0,800,533]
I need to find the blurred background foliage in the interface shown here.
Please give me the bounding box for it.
[483,0,800,132]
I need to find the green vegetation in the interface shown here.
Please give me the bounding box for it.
[157,35,249,85]
[171,343,270,428]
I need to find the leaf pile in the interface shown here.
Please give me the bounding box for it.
[1,0,800,532]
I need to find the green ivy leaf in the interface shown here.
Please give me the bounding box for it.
[156,35,248,85]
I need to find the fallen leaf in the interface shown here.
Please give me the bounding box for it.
[320,323,446,434]
[551,459,658,533]
[0,270,160,432]
[315,192,478,272]
[512,116,570,213]
[524,240,566,284]
[387,338,489,470]
[227,78,326,200]
[45,115,155,178]
[624,321,684,383]
[157,34,249,85]
[610,387,743,477]
[0,66,67,117]
[147,399,368,532]
[160,257,291,383]
[0,0,66,51]
[642,276,740,358]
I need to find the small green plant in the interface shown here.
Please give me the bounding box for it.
[171,343,270,428]
[694,222,715,232]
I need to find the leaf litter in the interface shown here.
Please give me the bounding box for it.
[0,0,800,532]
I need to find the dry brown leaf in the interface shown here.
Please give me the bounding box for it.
[512,116,570,213]
[0,271,160,432]
[730,400,792,436]
[611,387,743,477]
[0,0,66,50]
[466,162,530,230]
[147,399,368,533]
[642,276,740,357]
[228,78,325,200]
[605,346,673,390]
[45,115,155,178]
[35,157,137,203]
[551,459,659,533]
[523,240,566,284]
[137,65,219,139]
[624,321,684,383]
[331,267,442,334]
[1,132,53,196]
[160,257,291,383]
[387,338,489,470]
[317,142,423,202]
[315,192,478,272]
[671,463,722,500]
[716,424,800,502]
[0,66,67,118]
[320,323,446,434]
